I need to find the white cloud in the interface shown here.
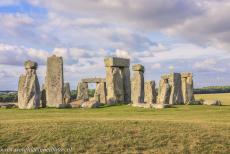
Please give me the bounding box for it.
[193,59,225,72]
[152,63,161,69]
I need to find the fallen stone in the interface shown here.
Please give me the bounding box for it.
[203,100,222,106]
[70,100,83,108]
[81,100,101,108]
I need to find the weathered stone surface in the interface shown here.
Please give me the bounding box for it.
[81,78,106,83]
[131,64,144,104]
[0,103,17,109]
[77,82,89,101]
[56,103,72,109]
[63,82,71,104]
[157,78,171,104]
[122,67,131,103]
[81,99,101,108]
[158,73,183,105]
[144,81,157,104]
[104,57,130,67]
[181,72,195,104]
[70,100,83,108]
[132,64,145,72]
[41,83,46,108]
[203,100,222,106]
[46,55,64,107]
[106,67,124,104]
[18,60,40,109]
[169,73,183,104]
[105,57,131,104]
[94,82,107,104]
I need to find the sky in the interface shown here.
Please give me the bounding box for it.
[0,0,230,90]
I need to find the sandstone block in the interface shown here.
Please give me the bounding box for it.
[132,64,145,72]
[203,100,222,106]
[77,82,89,101]
[46,55,64,107]
[131,65,144,104]
[18,60,40,109]
[94,82,107,104]
[104,57,130,67]
[63,82,71,104]
[144,81,157,104]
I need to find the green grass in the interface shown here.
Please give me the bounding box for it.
[0,94,230,153]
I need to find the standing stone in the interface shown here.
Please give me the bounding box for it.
[46,55,64,107]
[77,82,89,101]
[18,60,40,109]
[122,67,131,103]
[158,78,171,104]
[169,73,183,105]
[94,82,107,104]
[131,64,144,104]
[63,82,71,104]
[144,80,157,104]
[41,83,46,108]
[181,73,195,104]
[105,57,130,104]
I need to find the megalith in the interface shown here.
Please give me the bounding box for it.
[63,82,71,104]
[18,60,40,109]
[104,57,131,104]
[181,73,195,103]
[131,64,144,104]
[169,73,183,104]
[77,82,89,101]
[158,73,183,105]
[158,78,171,104]
[41,83,46,108]
[94,82,107,104]
[45,55,64,107]
[144,80,157,104]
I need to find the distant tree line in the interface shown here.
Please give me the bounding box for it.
[193,86,230,94]
[1,86,229,102]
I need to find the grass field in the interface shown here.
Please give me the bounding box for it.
[0,93,229,153]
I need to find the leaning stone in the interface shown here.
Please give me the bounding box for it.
[18,60,40,109]
[203,100,222,106]
[56,103,72,109]
[46,55,64,107]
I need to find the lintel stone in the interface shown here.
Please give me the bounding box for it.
[104,57,130,67]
